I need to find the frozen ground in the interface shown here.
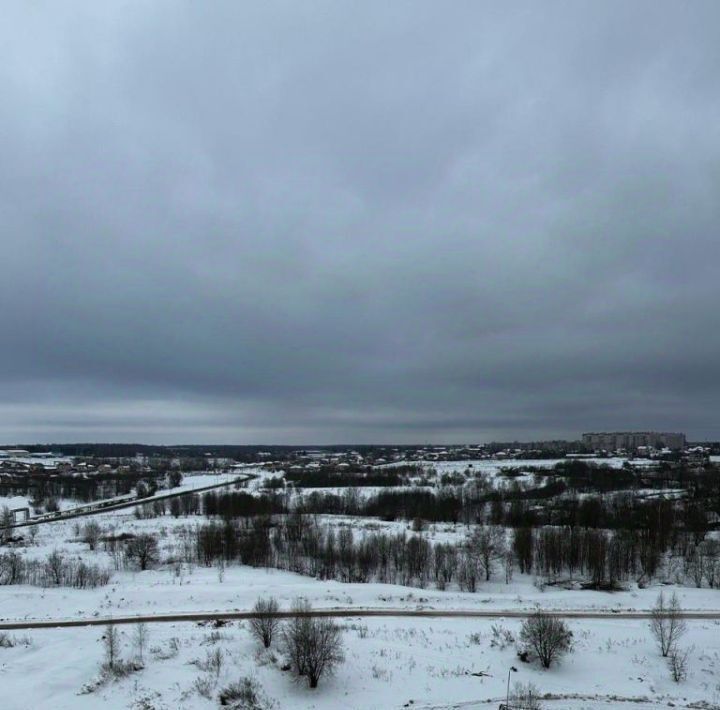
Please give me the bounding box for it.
[2,509,720,621]
[1,614,719,709]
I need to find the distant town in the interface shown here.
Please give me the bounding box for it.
[0,430,713,477]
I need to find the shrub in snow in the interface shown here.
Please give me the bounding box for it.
[219,676,271,709]
[649,591,687,657]
[0,551,24,584]
[150,636,180,660]
[193,673,216,699]
[193,648,223,677]
[668,645,692,683]
[99,624,141,681]
[0,632,20,648]
[490,623,515,650]
[281,599,344,688]
[82,521,102,551]
[511,681,544,710]
[133,622,148,665]
[124,533,160,571]
[249,596,280,649]
[0,550,110,588]
[519,612,573,669]
[0,507,12,542]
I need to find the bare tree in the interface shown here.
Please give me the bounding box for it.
[686,547,705,588]
[468,526,506,582]
[82,521,102,551]
[249,596,280,649]
[668,645,692,683]
[133,622,148,665]
[167,471,183,488]
[649,591,687,657]
[282,598,312,677]
[520,612,573,669]
[1,507,13,543]
[44,550,65,586]
[301,617,344,689]
[282,599,344,688]
[124,534,159,571]
[103,623,120,672]
[0,551,24,585]
[703,540,720,588]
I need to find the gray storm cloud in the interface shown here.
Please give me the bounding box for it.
[1,1,719,443]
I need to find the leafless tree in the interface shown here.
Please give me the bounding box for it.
[282,598,312,677]
[703,540,720,588]
[124,534,159,571]
[133,622,148,664]
[468,526,506,582]
[0,551,24,584]
[249,596,280,648]
[44,550,65,585]
[687,553,705,588]
[103,623,120,672]
[520,612,573,669]
[1,507,13,543]
[505,550,515,584]
[82,521,102,551]
[282,599,344,688]
[668,645,692,682]
[300,617,344,689]
[649,591,687,657]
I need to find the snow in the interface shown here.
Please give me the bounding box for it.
[0,469,262,523]
[1,609,719,709]
[2,495,720,708]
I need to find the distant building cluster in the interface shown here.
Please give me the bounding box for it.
[582,431,686,451]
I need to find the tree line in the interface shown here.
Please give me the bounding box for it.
[188,515,720,591]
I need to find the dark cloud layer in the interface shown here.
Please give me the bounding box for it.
[2,1,720,443]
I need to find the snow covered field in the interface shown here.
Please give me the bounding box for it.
[379,457,655,475]
[1,606,719,709]
[0,505,719,708]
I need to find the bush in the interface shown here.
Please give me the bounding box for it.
[490,623,515,650]
[219,676,270,708]
[519,612,573,669]
[168,471,183,488]
[124,534,159,571]
[45,498,60,513]
[511,681,544,709]
[249,597,280,649]
[193,674,215,699]
[193,648,223,677]
[0,551,110,588]
[668,645,692,683]
[82,521,102,551]
[650,591,687,657]
[282,599,344,688]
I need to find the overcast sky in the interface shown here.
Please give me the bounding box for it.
[2,1,720,444]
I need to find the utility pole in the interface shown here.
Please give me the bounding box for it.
[506,665,518,708]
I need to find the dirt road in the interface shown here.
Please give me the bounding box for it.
[2,607,719,630]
